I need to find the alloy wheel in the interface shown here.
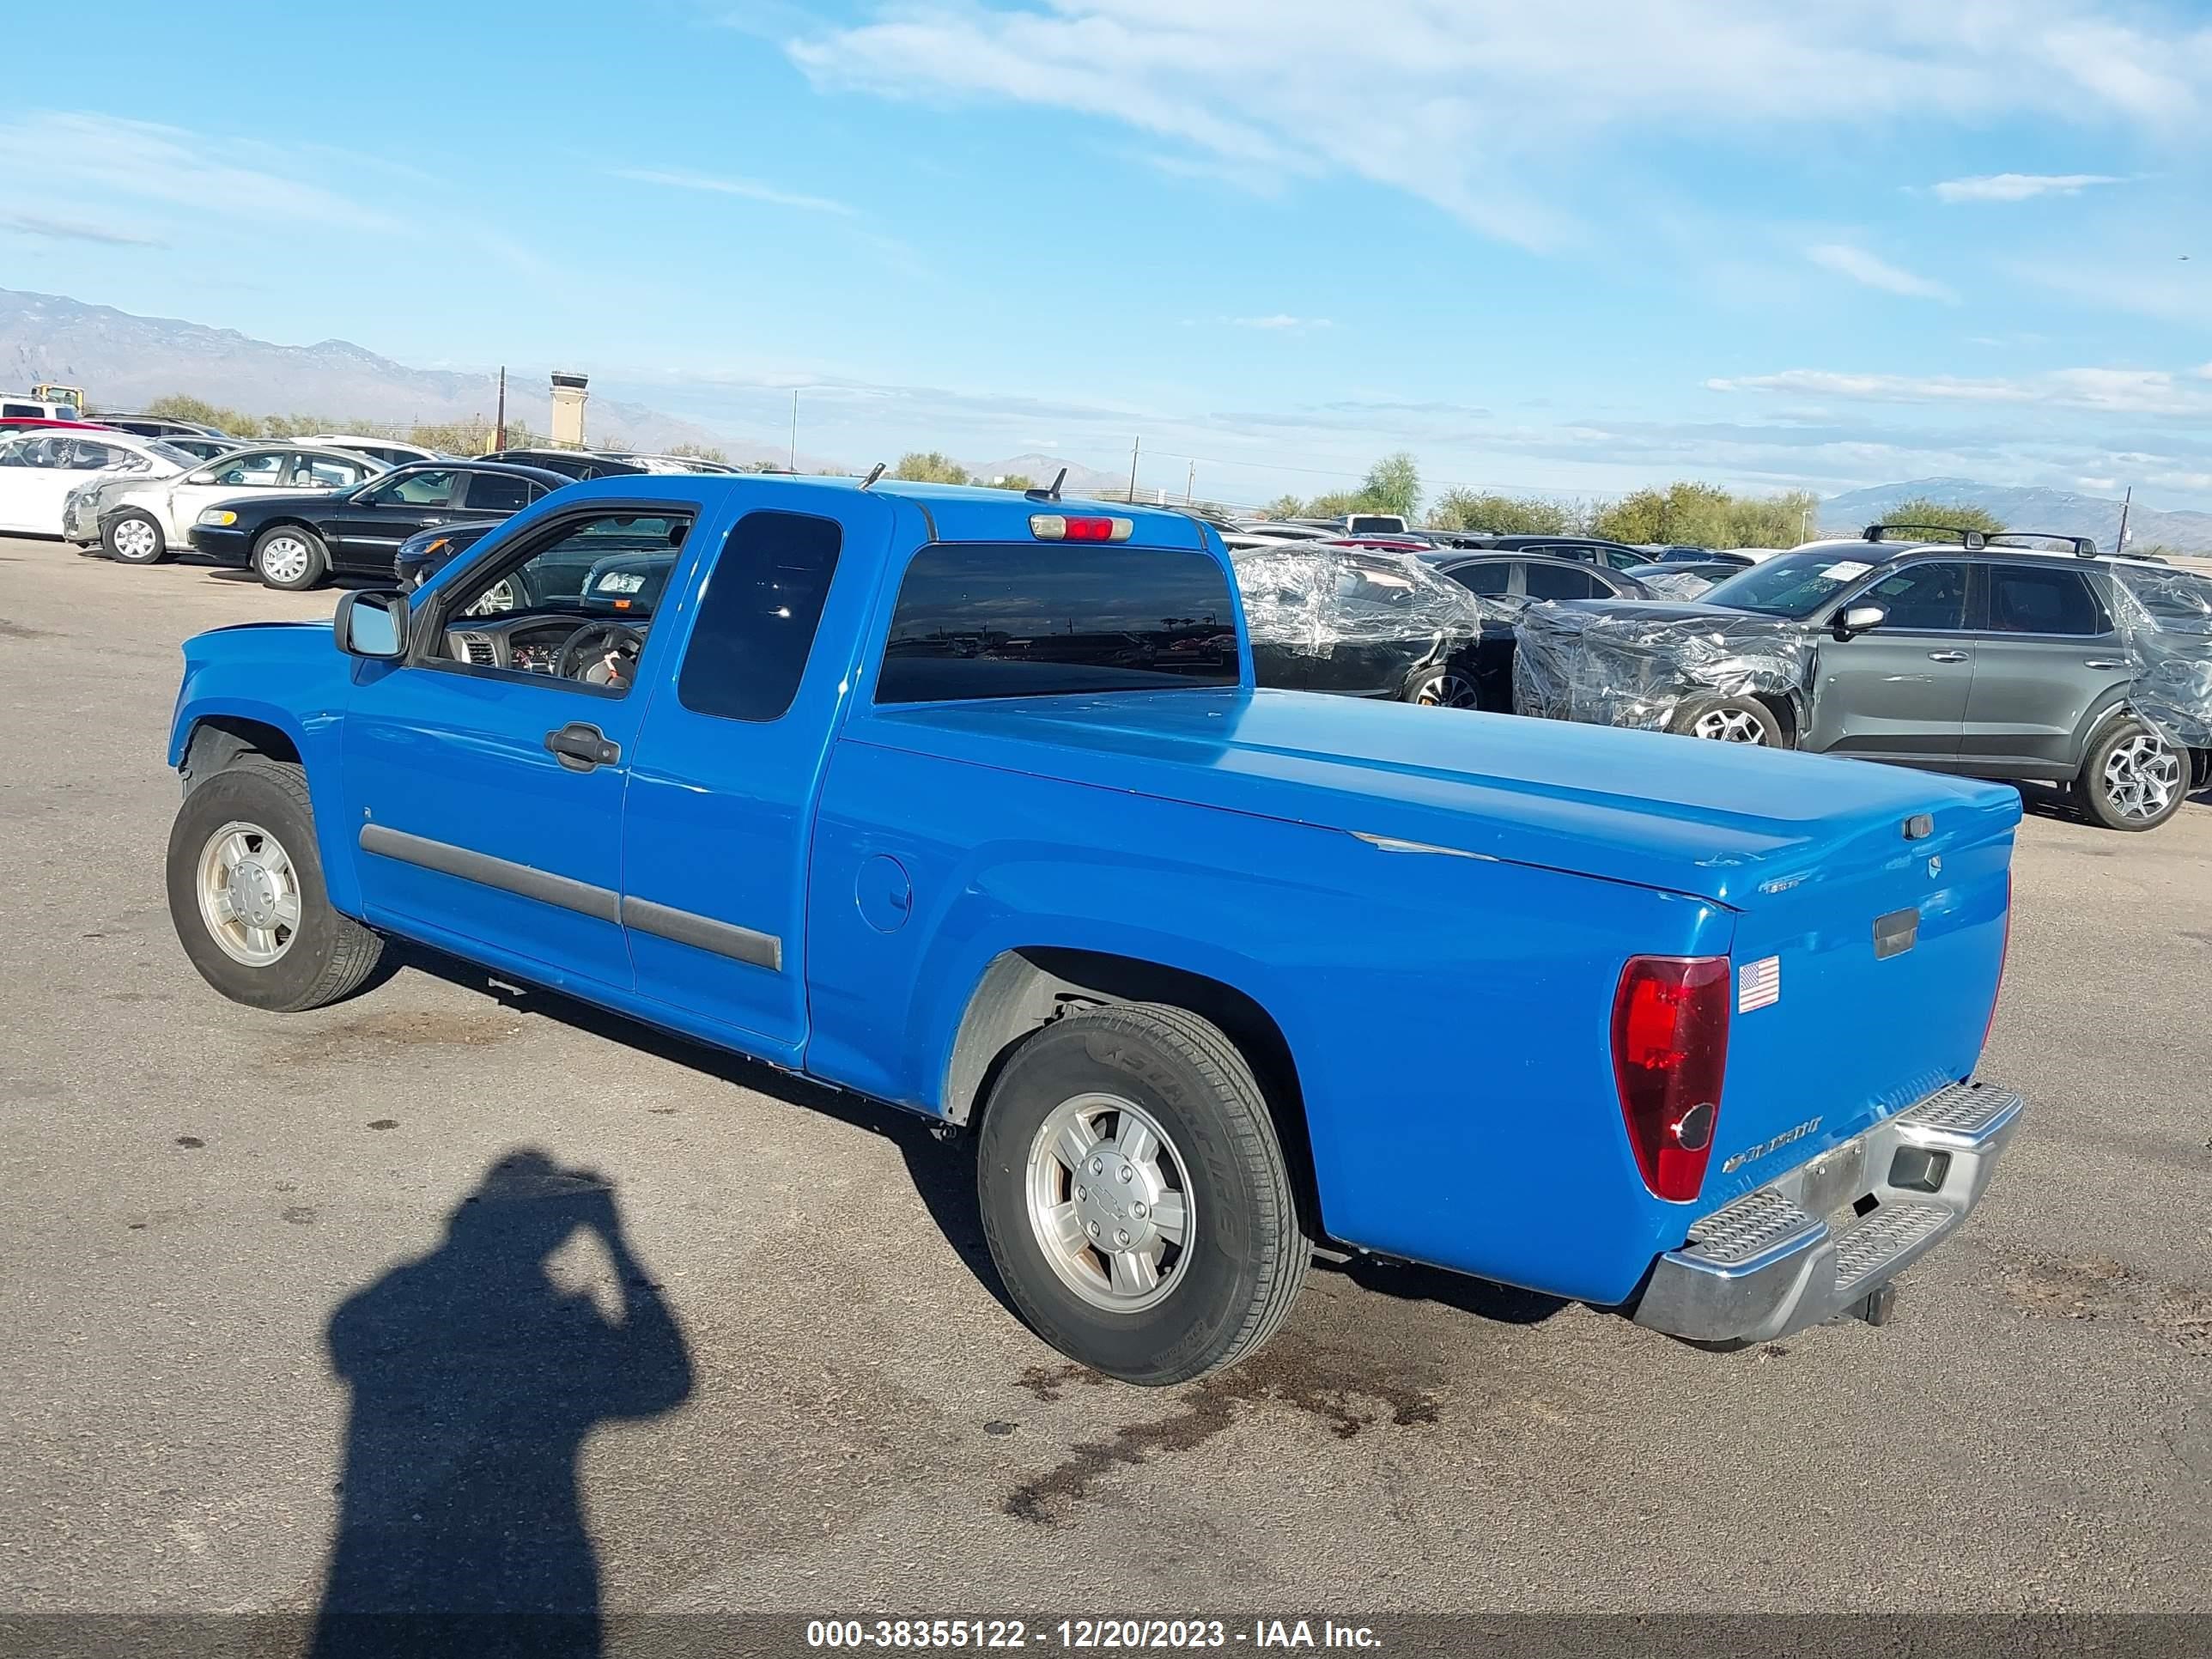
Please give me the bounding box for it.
[1690,706,1768,744]
[195,820,303,967]
[1413,671,1480,709]
[2102,732,2182,823]
[1024,1092,1194,1314]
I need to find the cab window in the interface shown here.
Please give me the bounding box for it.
[678,511,843,723]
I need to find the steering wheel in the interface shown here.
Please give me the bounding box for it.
[555,621,647,685]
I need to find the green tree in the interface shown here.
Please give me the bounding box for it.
[1429,489,1570,535]
[1590,481,1820,549]
[1879,497,2007,542]
[1359,451,1421,520]
[668,442,730,465]
[892,450,969,484]
[982,474,1036,491]
[1306,490,1359,519]
[1260,493,1306,520]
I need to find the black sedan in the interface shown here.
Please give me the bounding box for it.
[477,447,650,481]
[1421,550,1656,710]
[187,459,568,589]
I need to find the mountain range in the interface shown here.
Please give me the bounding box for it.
[1817,478,2211,554]
[6,287,2208,548]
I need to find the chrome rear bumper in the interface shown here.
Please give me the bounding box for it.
[1632,1081,2023,1346]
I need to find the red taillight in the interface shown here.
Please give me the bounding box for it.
[1981,872,2012,1057]
[1611,955,1730,1203]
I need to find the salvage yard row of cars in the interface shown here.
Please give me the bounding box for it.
[9,411,2210,835]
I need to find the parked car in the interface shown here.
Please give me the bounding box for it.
[394,520,500,591]
[0,393,84,422]
[1643,547,1753,568]
[164,477,2024,1383]
[185,459,568,589]
[1621,561,1750,601]
[300,434,443,469]
[94,414,230,442]
[477,447,650,481]
[1231,541,1486,704]
[599,451,744,475]
[396,514,684,618]
[160,436,240,464]
[64,444,387,564]
[1513,525,2212,830]
[1422,550,1655,710]
[1444,533,1656,574]
[0,429,202,536]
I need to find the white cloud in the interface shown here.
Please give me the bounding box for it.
[1708,364,2212,416]
[1933,172,2125,202]
[783,2,2212,246]
[1806,244,1959,302]
[605,167,859,218]
[1231,314,1331,331]
[0,213,166,248]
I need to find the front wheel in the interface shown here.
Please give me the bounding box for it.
[167,756,385,1011]
[252,526,330,591]
[103,509,169,565]
[2078,717,2186,831]
[1406,665,1480,708]
[1670,693,1783,746]
[975,1003,1309,1385]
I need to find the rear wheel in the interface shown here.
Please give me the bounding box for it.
[166,756,384,1011]
[2078,717,2185,831]
[253,526,329,591]
[1670,694,1783,747]
[975,1003,1309,1385]
[1407,665,1480,708]
[103,509,169,565]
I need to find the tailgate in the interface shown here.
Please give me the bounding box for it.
[1701,789,2016,1206]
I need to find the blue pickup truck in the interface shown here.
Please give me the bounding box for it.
[164,477,2026,1383]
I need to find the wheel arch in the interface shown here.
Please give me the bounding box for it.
[943,945,1321,1239]
[1748,690,1804,748]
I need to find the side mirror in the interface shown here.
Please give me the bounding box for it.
[335,590,409,660]
[1834,604,1886,640]
[186,469,216,484]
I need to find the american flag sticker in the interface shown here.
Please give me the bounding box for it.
[1738,956,1782,1012]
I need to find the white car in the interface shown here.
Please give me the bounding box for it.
[63,444,388,564]
[0,430,202,537]
[301,434,442,468]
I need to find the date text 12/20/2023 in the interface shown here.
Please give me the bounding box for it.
[804,1618,1382,1649]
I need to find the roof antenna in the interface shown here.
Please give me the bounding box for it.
[1024,467,1067,502]
[859,461,885,490]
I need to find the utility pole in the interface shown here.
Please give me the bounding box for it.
[2117,484,2133,550]
[789,391,799,472]
[1185,459,1195,506]
[1127,436,1140,504]
[493,366,507,452]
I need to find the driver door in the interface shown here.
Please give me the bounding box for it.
[339,499,714,993]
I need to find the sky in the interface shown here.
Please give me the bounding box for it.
[3,0,2209,510]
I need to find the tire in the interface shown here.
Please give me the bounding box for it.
[1669,693,1784,746]
[975,1002,1309,1385]
[166,755,385,1012]
[102,509,169,565]
[2076,716,2186,832]
[252,526,330,591]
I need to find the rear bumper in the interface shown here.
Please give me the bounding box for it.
[1632,1080,2023,1345]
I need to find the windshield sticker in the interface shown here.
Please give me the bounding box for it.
[1817,561,1872,581]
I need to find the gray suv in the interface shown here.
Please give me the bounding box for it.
[1512,526,2212,831]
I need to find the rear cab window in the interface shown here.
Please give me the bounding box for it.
[876,544,1240,703]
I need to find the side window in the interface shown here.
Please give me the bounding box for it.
[291,455,364,488]
[1862,562,1967,631]
[1986,564,2106,636]
[1,403,40,418]
[678,511,842,723]
[462,471,532,513]
[66,441,124,470]
[360,468,458,507]
[1532,544,1594,566]
[1525,562,1601,600]
[215,452,288,487]
[0,438,27,466]
[1447,561,1512,596]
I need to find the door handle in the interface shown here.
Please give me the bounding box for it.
[544,721,621,772]
[1925,650,1969,663]
[2082,659,2125,670]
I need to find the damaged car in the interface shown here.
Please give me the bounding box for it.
[1513,524,2212,830]
[1231,541,1492,706]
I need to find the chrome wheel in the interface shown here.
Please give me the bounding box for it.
[463,577,518,617]
[1025,1092,1193,1314]
[195,820,302,967]
[1412,670,1480,709]
[1690,705,1768,744]
[258,535,311,585]
[111,517,160,562]
[2102,732,2181,822]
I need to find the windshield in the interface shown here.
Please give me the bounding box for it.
[1698,546,1883,617]
[145,441,198,470]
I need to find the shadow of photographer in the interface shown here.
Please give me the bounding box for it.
[309,1150,693,1659]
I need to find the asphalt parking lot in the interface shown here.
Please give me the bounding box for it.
[1,531,2207,1624]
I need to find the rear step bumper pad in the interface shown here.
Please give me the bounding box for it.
[1632,1081,2024,1345]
